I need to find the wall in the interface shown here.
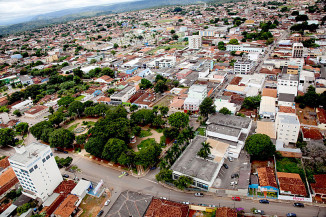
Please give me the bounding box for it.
[278,195,312,202]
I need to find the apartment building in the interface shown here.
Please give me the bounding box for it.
[188,35,202,49]
[184,84,207,112]
[292,43,304,58]
[234,59,254,74]
[275,112,300,145]
[277,74,299,96]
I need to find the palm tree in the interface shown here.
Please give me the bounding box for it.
[197,142,212,159]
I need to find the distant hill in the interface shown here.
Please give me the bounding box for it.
[0,0,241,35]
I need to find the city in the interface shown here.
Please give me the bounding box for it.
[0,0,325,217]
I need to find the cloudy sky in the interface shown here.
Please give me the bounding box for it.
[0,0,133,25]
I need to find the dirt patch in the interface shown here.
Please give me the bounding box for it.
[296,105,317,126]
[152,95,174,107]
[251,159,275,173]
[80,194,107,217]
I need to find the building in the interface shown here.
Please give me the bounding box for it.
[234,59,254,74]
[188,35,202,49]
[53,194,79,217]
[310,174,326,203]
[292,43,303,58]
[24,105,48,118]
[256,167,278,198]
[144,198,189,217]
[206,113,252,158]
[184,84,207,112]
[278,93,295,107]
[147,56,176,69]
[110,85,136,103]
[277,74,299,96]
[259,96,276,120]
[19,75,33,86]
[171,136,229,190]
[275,112,300,145]
[0,167,18,197]
[298,70,315,93]
[277,172,307,197]
[11,100,33,112]
[215,207,237,217]
[9,142,63,201]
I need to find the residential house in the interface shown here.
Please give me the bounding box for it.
[310,174,326,203]
[256,167,278,198]
[110,85,136,104]
[277,172,307,197]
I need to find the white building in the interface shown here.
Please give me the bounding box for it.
[226,45,264,53]
[12,100,33,112]
[110,85,136,103]
[147,56,176,69]
[259,96,276,120]
[298,70,315,92]
[184,84,207,112]
[188,35,202,49]
[9,143,63,201]
[275,112,300,145]
[214,96,237,114]
[277,74,299,96]
[292,43,304,58]
[234,59,254,74]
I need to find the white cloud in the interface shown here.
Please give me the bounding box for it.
[0,0,134,24]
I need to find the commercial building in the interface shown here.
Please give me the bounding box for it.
[310,174,326,203]
[256,167,278,198]
[184,84,207,112]
[188,35,202,49]
[9,142,63,201]
[233,59,254,74]
[110,85,136,103]
[292,43,303,58]
[277,74,299,96]
[259,96,276,120]
[277,172,307,197]
[275,112,300,145]
[24,105,48,118]
[171,136,229,190]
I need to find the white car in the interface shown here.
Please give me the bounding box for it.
[254,210,265,215]
[104,200,110,206]
[182,201,190,205]
[159,197,167,200]
[230,181,238,186]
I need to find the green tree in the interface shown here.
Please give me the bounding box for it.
[172,34,179,40]
[49,128,75,148]
[30,121,53,140]
[58,96,74,107]
[217,41,226,50]
[197,141,212,159]
[174,175,193,190]
[139,78,153,89]
[15,122,29,135]
[113,43,119,49]
[242,95,261,109]
[135,142,161,168]
[49,111,64,125]
[13,109,22,117]
[118,150,135,166]
[229,39,239,45]
[85,136,106,157]
[219,107,231,115]
[154,80,168,93]
[49,107,54,114]
[131,109,155,125]
[55,156,73,167]
[199,97,216,118]
[152,115,166,128]
[159,106,169,117]
[245,134,275,160]
[102,138,127,163]
[130,104,138,112]
[156,169,173,182]
[68,101,85,116]
[17,203,31,215]
[170,30,175,34]
[75,134,87,145]
[168,112,189,129]
[0,128,15,147]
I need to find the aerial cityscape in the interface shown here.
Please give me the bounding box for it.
[0,0,325,216]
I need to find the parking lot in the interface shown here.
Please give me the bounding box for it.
[212,151,250,190]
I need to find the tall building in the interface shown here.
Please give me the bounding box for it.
[275,112,300,145]
[9,142,63,201]
[188,35,202,49]
[234,59,254,74]
[292,43,303,58]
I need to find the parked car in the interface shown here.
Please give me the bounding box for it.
[254,210,265,215]
[159,197,167,200]
[208,204,216,207]
[232,197,241,201]
[194,193,204,197]
[182,201,190,205]
[62,174,69,178]
[286,213,297,217]
[230,181,238,186]
[293,203,304,207]
[97,210,104,217]
[150,166,157,170]
[104,200,110,206]
[227,157,233,162]
[223,164,229,169]
[231,173,239,178]
[259,199,269,204]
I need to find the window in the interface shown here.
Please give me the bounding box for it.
[29,168,34,173]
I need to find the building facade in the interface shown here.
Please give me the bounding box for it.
[188,35,202,49]
[275,112,300,145]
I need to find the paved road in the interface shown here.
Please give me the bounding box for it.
[63,153,326,217]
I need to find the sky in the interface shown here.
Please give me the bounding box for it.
[0,0,134,25]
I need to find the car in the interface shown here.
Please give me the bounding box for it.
[227,157,233,162]
[232,197,241,201]
[182,201,190,205]
[150,166,157,170]
[63,151,68,154]
[259,199,269,204]
[159,197,167,200]
[254,210,265,215]
[223,164,229,169]
[97,210,104,217]
[231,173,239,178]
[104,200,110,206]
[286,213,297,217]
[62,174,69,178]
[293,202,304,207]
[230,181,238,186]
[208,204,216,207]
[194,193,204,197]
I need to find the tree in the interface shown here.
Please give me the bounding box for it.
[168,112,189,129]
[102,138,128,163]
[118,150,135,166]
[49,128,75,148]
[17,203,31,215]
[68,101,84,116]
[85,136,106,157]
[0,128,15,147]
[170,30,175,34]
[55,156,73,167]
[229,39,239,45]
[154,80,168,93]
[49,111,64,125]
[242,95,261,109]
[199,97,216,118]
[113,43,119,49]
[156,169,173,182]
[49,107,54,114]
[174,175,193,190]
[172,34,179,40]
[173,7,182,12]
[197,142,212,159]
[15,122,29,135]
[131,109,155,125]
[219,107,231,115]
[75,134,87,145]
[58,96,74,107]
[296,15,309,22]
[245,134,275,160]
[130,104,138,112]
[152,115,166,128]
[30,121,53,140]
[139,78,153,89]
[135,142,161,168]
[163,127,179,140]
[13,110,22,117]
[280,6,288,12]
[217,41,226,50]
[159,106,169,117]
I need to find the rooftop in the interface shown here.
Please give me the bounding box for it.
[144,198,189,217]
[25,105,48,115]
[53,194,78,217]
[0,168,18,189]
[207,113,251,130]
[278,93,295,102]
[207,124,241,137]
[277,172,307,196]
[257,167,277,188]
[262,88,277,98]
[256,121,276,139]
[9,142,49,166]
[215,207,237,217]
[311,174,326,195]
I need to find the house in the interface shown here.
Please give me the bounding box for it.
[0,167,18,196]
[310,174,326,203]
[301,127,323,141]
[259,96,276,120]
[11,100,33,112]
[53,194,79,217]
[144,198,189,217]
[171,136,229,190]
[277,74,298,96]
[256,167,278,198]
[275,112,300,145]
[214,96,237,114]
[255,121,276,139]
[70,180,91,206]
[206,113,252,158]
[24,105,48,118]
[215,207,237,217]
[18,75,33,86]
[277,172,307,197]
[316,108,326,130]
[94,75,113,84]
[97,96,111,105]
[234,59,254,74]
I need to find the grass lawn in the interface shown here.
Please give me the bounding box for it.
[157,19,174,23]
[137,138,156,150]
[154,128,164,133]
[83,121,96,126]
[75,95,85,101]
[68,123,79,132]
[80,194,107,217]
[147,44,186,55]
[139,130,152,138]
[197,128,206,136]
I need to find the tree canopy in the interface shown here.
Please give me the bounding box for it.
[245,134,275,160]
[49,128,75,148]
[199,97,216,117]
[168,112,189,129]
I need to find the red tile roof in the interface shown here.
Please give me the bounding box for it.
[311,174,326,195]
[277,172,307,196]
[262,88,277,98]
[317,108,326,124]
[53,194,78,217]
[54,180,77,197]
[279,106,296,113]
[301,127,323,140]
[230,77,242,85]
[144,198,189,217]
[257,167,278,188]
[216,207,237,217]
[0,157,10,169]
